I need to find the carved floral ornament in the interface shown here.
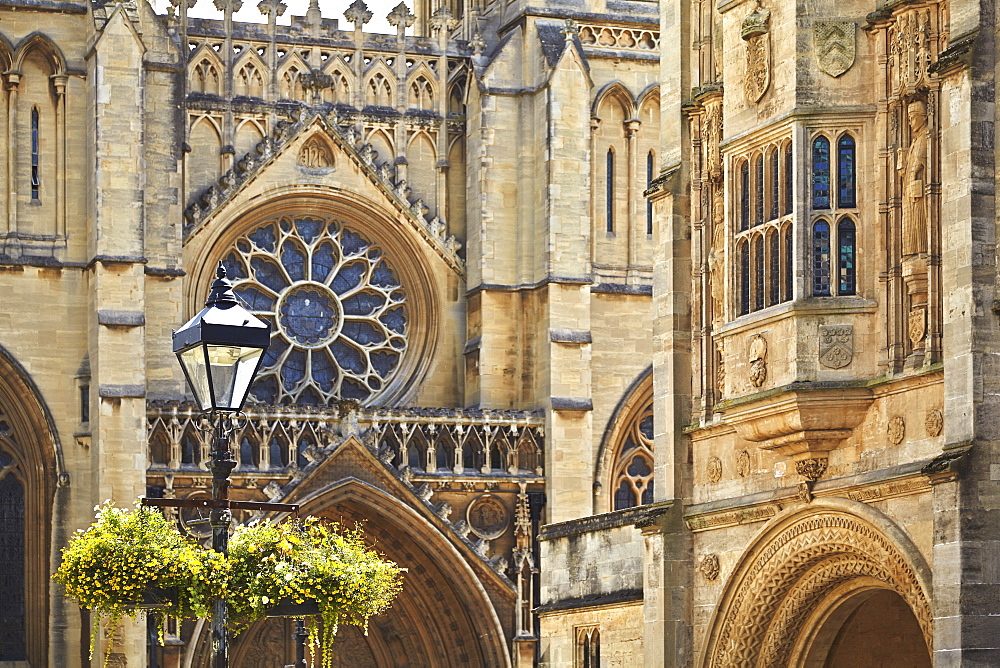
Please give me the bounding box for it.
[705,508,932,668]
[700,554,721,581]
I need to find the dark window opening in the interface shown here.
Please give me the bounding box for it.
[753,238,764,311]
[30,108,39,201]
[783,143,793,216]
[606,148,614,233]
[646,150,654,235]
[754,155,764,225]
[80,385,89,423]
[739,242,750,316]
[740,161,750,231]
[812,135,830,210]
[782,225,793,302]
[767,233,780,306]
[838,218,856,295]
[838,135,856,208]
[769,150,779,221]
[813,220,831,296]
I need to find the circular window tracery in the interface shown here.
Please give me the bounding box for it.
[221,215,408,405]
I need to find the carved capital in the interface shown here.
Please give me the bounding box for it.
[794,456,828,482]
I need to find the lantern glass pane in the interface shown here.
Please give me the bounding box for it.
[206,344,264,410]
[179,346,213,411]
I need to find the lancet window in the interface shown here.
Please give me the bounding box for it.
[732,139,793,318]
[577,627,601,668]
[611,394,654,511]
[810,131,859,296]
[30,109,39,201]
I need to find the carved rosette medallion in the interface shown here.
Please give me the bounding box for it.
[741,3,771,103]
[819,325,853,369]
[748,334,768,388]
[814,21,856,77]
[794,457,828,482]
[707,456,723,483]
[700,553,721,581]
[736,450,751,478]
[888,416,906,445]
[466,494,508,540]
[925,409,943,437]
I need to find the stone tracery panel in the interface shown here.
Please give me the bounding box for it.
[221,214,408,405]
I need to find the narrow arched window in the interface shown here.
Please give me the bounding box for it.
[0,450,25,660]
[838,135,856,208]
[782,225,793,302]
[606,148,615,233]
[813,220,831,296]
[767,231,780,306]
[769,149,779,221]
[754,155,764,225]
[646,150,654,235]
[739,241,750,316]
[740,161,750,231]
[752,237,764,311]
[611,390,654,511]
[783,143,793,216]
[838,217,856,295]
[30,108,40,201]
[812,135,830,210]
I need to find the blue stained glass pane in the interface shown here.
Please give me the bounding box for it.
[340,229,370,257]
[278,287,338,346]
[280,349,307,387]
[234,285,276,312]
[627,455,651,477]
[367,376,382,391]
[389,336,406,350]
[311,241,338,283]
[251,375,278,404]
[223,252,248,281]
[342,291,386,316]
[812,136,831,210]
[639,414,653,440]
[311,350,338,392]
[838,219,856,295]
[280,239,307,282]
[371,350,400,377]
[331,262,365,294]
[380,307,407,334]
[330,339,366,375]
[813,221,831,296]
[367,247,383,262]
[371,262,399,288]
[262,336,288,368]
[342,321,386,346]
[641,480,653,505]
[838,135,856,208]
[326,220,341,236]
[279,218,293,233]
[237,239,252,254]
[250,256,288,294]
[340,378,370,401]
[614,479,635,510]
[294,217,324,244]
[298,387,321,405]
[248,223,277,252]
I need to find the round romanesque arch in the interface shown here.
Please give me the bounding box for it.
[184,189,445,407]
[702,499,932,668]
[226,479,513,667]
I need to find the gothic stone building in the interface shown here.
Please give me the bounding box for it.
[0,0,998,664]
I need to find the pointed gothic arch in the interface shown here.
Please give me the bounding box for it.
[12,32,67,74]
[0,344,63,666]
[595,367,653,512]
[229,477,513,667]
[701,499,932,668]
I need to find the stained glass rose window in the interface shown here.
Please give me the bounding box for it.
[221,216,408,405]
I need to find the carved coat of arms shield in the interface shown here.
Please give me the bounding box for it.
[814,21,856,77]
[819,325,854,369]
[742,4,771,103]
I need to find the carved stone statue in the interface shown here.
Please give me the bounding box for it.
[709,187,725,326]
[900,100,928,257]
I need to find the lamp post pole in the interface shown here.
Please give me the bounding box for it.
[143,262,299,668]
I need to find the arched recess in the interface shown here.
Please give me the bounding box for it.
[229,479,513,667]
[0,344,62,666]
[183,189,444,408]
[594,367,653,513]
[701,499,932,668]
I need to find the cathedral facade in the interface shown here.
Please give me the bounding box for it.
[0,0,997,664]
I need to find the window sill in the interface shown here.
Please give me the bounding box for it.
[717,296,878,337]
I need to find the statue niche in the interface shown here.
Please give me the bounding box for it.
[900,99,928,257]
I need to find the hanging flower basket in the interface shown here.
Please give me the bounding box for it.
[227,518,404,668]
[53,502,225,666]
[266,598,322,617]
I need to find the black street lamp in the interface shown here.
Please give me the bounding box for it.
[144,262,298,668]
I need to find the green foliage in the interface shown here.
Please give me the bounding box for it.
[227,517,404,668]
[54,503,403,668]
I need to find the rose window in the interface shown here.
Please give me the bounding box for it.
[221,216,408,405]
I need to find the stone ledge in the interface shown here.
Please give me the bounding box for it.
[99,384,145,399]
[539,501,672,541]
[535,588,643,614]
[98,310,146,328]
[550,397,593,412]
[549,328,592,344]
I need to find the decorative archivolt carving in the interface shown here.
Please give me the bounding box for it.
[706,509,932,668]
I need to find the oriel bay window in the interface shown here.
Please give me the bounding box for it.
[733,140,794,318]
[810,131,859,296]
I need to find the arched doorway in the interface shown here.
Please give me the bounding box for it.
[796,585,930,667]
[229,479,514,667]
[702,501,932,668]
